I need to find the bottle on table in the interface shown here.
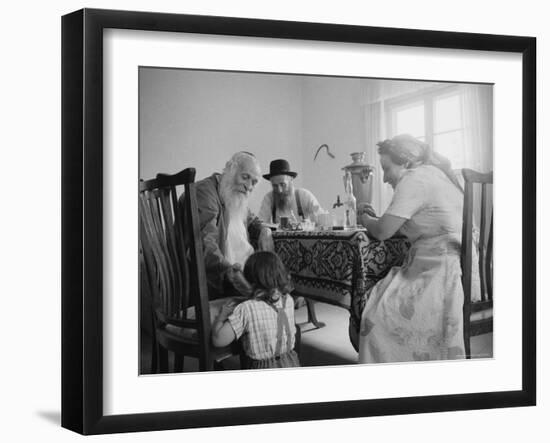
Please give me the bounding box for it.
[343,171,357,229]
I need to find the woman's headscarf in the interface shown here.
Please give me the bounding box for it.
[377,134,463,192]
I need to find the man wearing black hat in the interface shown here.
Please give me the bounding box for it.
[258,159,323,225]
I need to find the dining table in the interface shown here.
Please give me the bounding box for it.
[272,228,410,328]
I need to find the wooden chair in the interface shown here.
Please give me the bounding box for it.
[139,168,239,372]
[460,168,493,359]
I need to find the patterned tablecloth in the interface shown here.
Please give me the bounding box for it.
[273,229,410,310]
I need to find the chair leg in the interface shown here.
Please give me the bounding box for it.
[199,356,214,371]
[158,346,169,373]
[150,341,158,373]
[306,298,326,329]
[294,323,301,356]
[463,329,471,359]
[239,347,248,369]
[173,354,184,372]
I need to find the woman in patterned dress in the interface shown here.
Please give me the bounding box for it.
[353,134,466,363]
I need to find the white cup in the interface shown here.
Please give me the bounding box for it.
[317,213,331,230]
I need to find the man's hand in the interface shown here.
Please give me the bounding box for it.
[226,266,252,297]
[258,226,274,252]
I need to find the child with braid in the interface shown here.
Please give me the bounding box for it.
[212,251,300,369]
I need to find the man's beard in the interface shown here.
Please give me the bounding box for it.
[274,188,293,213]
[219,172,253,266]
[220,173,249,223]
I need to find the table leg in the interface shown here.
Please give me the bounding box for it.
[305,298,326,329]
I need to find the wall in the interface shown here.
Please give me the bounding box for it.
[139,68,303,212]
[301,76,366,212]
[140,69,491,220]
[2,1,547,443]
[139,69,368,215]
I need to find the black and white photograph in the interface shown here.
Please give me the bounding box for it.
[4,0,548,441]
[59,7,535,435]
[138,68,494,373]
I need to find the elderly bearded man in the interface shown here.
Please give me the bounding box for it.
[258,159,323,224]
[181,152,274,299]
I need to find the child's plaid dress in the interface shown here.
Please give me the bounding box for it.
[228,293,300,369]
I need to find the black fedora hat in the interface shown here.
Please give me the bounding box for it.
[263,159,298,180]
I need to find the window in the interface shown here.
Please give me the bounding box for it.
[392,100,425,140]
[387,86,466,168]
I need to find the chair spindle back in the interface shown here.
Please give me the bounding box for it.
[139,168,211,345]
[461,168,493,359]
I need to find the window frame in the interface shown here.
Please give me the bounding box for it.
[385,84,464,151]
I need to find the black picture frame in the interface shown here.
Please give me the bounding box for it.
[61,8,536,435]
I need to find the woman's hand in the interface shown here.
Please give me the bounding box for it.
[357,202,377,218]
[362,213,407,241]
[258,226,274,251]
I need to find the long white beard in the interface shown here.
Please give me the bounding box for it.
[220,176,254,267]
[225,217,254,267]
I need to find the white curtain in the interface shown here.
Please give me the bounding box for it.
[460,84,493,172]
[363,80,493,215]
[365,101,393,215]
[458,84,494,230]
[362,79,431,215]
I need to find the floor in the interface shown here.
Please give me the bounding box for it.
[140,301,493,373]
